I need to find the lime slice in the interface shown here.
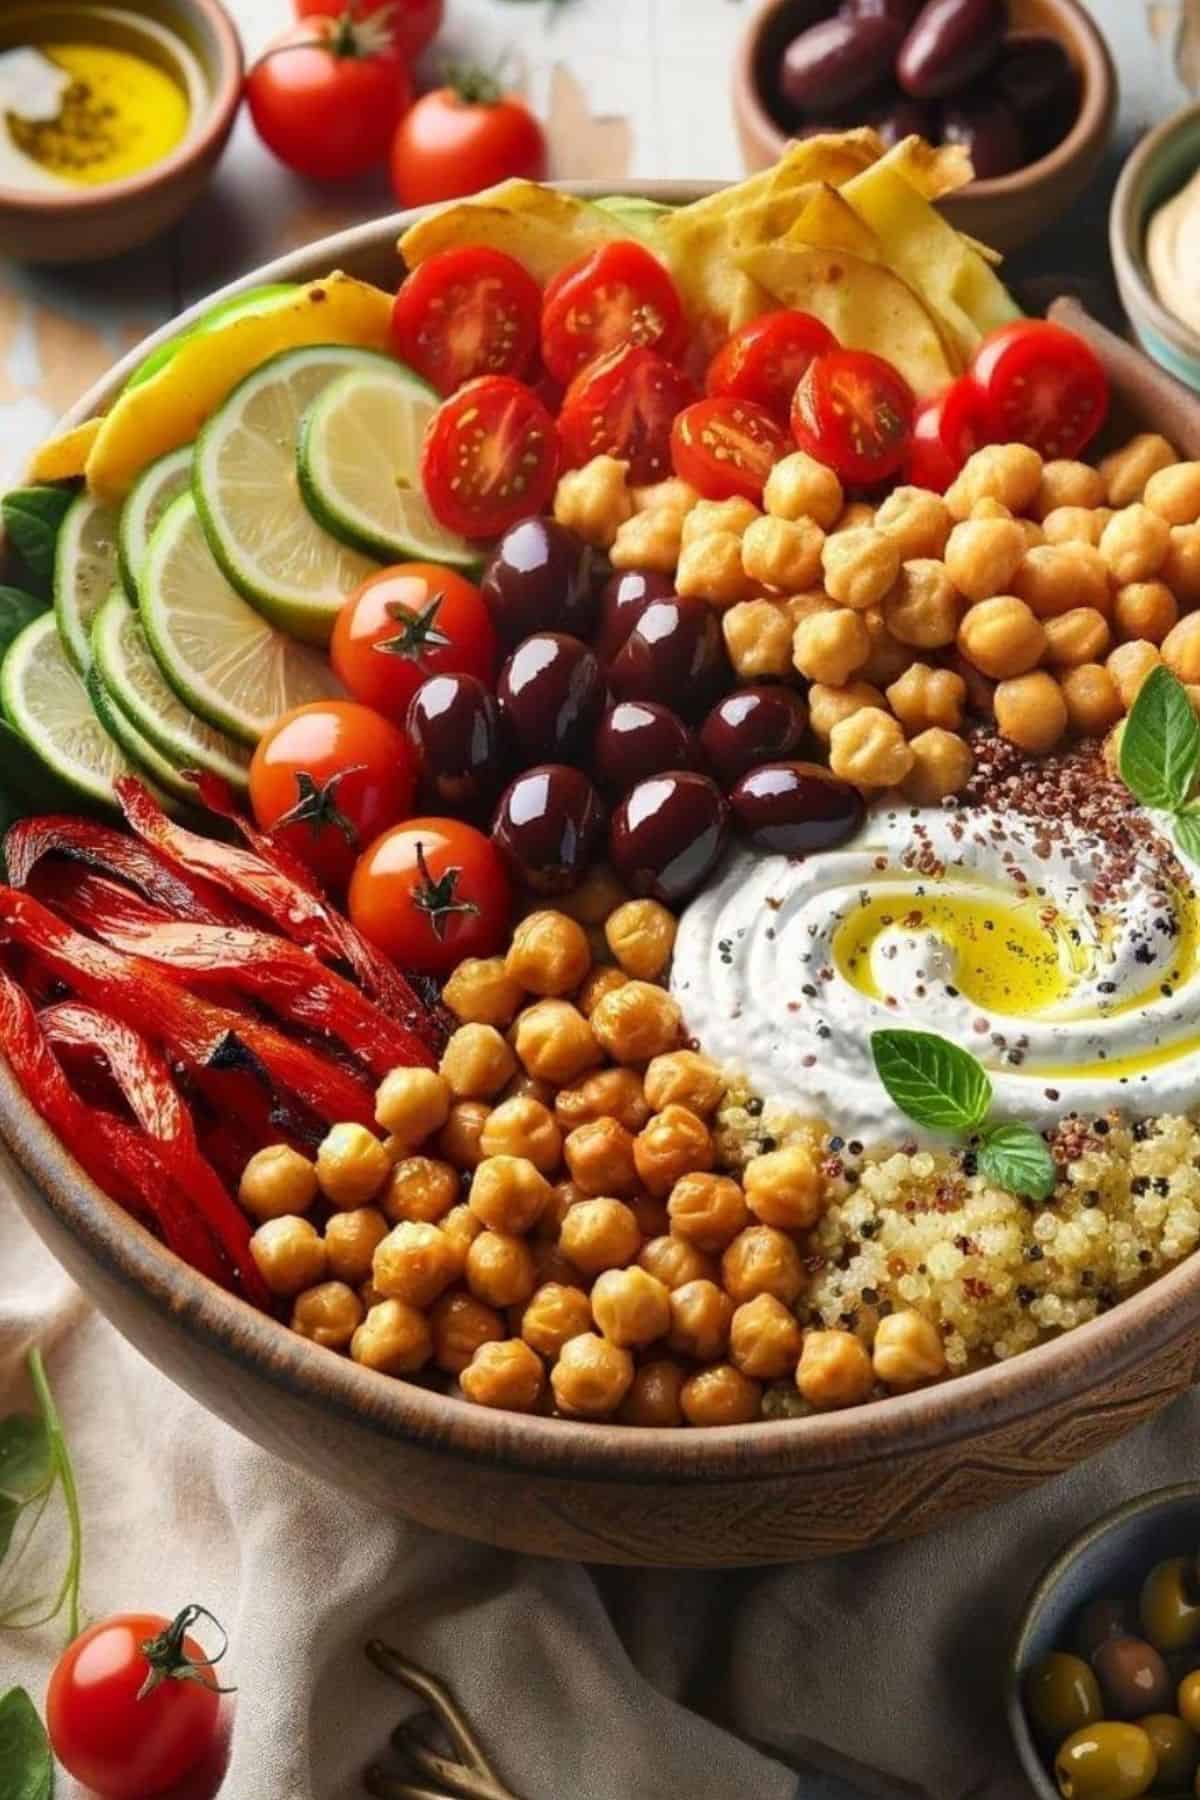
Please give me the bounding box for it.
[85,665,193,807]
[193,345,384,644]
[298,361,478,569]
[118,446,193,602]
[2,611,138,809]
[92,587,251,792]
[54,491,120,675]
[141,493,343,745]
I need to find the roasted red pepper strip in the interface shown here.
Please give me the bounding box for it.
[40,1001,271,1309]
[5,816,246,926]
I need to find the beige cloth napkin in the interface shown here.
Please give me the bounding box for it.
[2,1184,1197,1800]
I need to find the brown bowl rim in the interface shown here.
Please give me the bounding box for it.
[731,0,1116,201]
[7,183,1200,1487]
[1110,99,1200,364]
[0,0,243,215]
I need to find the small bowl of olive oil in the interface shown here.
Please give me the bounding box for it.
[0,0,242,263]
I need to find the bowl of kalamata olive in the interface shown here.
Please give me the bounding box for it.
[1009,1486,1200,1800]
[733,0,1117,253]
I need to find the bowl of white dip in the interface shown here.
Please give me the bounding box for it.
[1112,102,1200,393]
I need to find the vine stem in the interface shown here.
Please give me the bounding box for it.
[27,1346,82,1641]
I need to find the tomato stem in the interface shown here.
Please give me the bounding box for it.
[412,841,480,942]
[138,1603,237,1700]
[441,62,504,107]
[274,766,367,849]
[27,1347,83,1642]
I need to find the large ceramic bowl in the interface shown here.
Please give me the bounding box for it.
[6,190,1200,1569]
[1111,102,1200,393]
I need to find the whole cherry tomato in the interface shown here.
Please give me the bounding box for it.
[558,345,697,486]
[540,241,686,386]
[422,376,560,539]
[46,1605,227,1800]
[968,319,1109,461]
[293,0,443,64]
[331,564,498,723]
[390,75,546,210]
[391,246,542,396]
[249,701,417,889]
[907,376,990,492]
[791,347,915,486]
[671,396,789,503]
[247,15,412,182]
[349,817,512,974]
[705,310,836,422]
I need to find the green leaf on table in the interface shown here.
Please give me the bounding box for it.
[1119,665,1200,813]
[870,1029,992,1134]
[0,1687,53,1800]
[1,487,73,594]
[0,1415,52,1504]
[0,1496,18,1565]
[1175,811,1200,866]
[979,1122,1057,1202]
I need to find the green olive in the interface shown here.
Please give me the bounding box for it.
[1180,1672,1200,1733]
[1055,1724,1159,1800]
[1141,1561,1200,1654]
[1028,1653,1105,1743]
[1138,1714,1198,1791]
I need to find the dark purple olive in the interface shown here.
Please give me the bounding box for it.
[480,518,604,647]
[593,701,698,798]
[609,597,731,723]
[593,568,676,665]
[781,14,903,112]
[406,673,506,814]
[869,93,939,149]
[493,764,605,895]
[497,632,605,764]
[699,687,811,787]
[610,772,729,906]
[1074,1596,1133,1663]
[1091,1637,1172,1721]
[942,94,1025,180]
[729,761,865,856]
[897,0,1006,100]
[995,31,1080,157]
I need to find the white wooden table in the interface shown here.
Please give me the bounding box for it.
[0,0,1197,493]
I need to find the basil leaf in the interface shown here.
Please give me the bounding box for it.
[979,1123,1057,1202]
[1,488,73,594]
[1176,811,1200,865]
[0,1687,53,1800]
[870,1029,992,1133]
[0,588,46,659]
[0,722,80,819]
[1120,665,1200,812]
[0,1416,51,1503]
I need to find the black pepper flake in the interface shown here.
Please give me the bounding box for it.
[746,1097,764,1117]
[1093,1118,1110,1136]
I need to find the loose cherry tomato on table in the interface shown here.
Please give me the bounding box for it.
[46,1604,228,1800]
[293,0,443,64]
[331,564,498,723]
[558,345,697,486]
[907,375,990,492]
[540,241,687,386]
[246,15,412,182]
[391,247,542,396]
[671,396,789,504]
[705,310,836,422]
[249,701,417,890]
[349,818,512,975]
[389,74,546,210]
[790,348,916,486]
[421,376,560,539]
[967,320,1109,460]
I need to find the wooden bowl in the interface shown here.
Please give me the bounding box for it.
[732,0,1117,255]
[6,193,1200,1569]
[0,0,242,265]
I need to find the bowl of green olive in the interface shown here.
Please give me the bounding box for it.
[1010,1486,1200,1800]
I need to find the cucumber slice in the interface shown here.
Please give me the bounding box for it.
[85,665,193,806]
[118,446,193,602]
[54,490,120,674]
[298,360,478,569]
[141,493,344,746]
[2,611,139,809]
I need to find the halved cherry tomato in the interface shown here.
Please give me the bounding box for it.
[791,348,915,487]
[332,564,497,723]
[389,79,546,210]
[671,396,789,504]
[249,701,417,889]
[968,320,1109,460]
[907,376,990,493]
[540,241,686,386]
[246,16,412,182]
[705,310,836,422]
[558,345,697,486]
[391,247,541,396]
[349,817,512,975]
[421,376,559,539]
[294,0,442,64]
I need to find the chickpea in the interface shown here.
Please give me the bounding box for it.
[857,610,912,686]
[680,497,760,546]
[874,486,952,561]
[1107,640,1162,708]
[1043,607,1112,669]
[791,606,870,685]
[1163,526,1200,608]
[239,1144,319,1221]
[322,1207,388,1287]
[350,1298,432,1374]
[560,1196,641,1276]
[819,527,899,612]
[946,444,1043,520]
[944,517,1026,602]
[1099,504,1171,587]
[375,1067,451,1152]
[251,1215,327,1297]
[630,1192,670,1239]
[442,957,524,1028]
[563,1116,637,1198]
[532,1179,583,1242]
[437,1100,491,1170]
[872,1308,947,1389]
[643,1050,725,1117]
[638,1234,717,1291]
[1013,544,1111,621]
[439,1024,516,1101]
[591,980,682,1064]
[667,1278,734,1360]
[591,1266,671,1349]
[556,1067,650,1136]
[384,1155,458,1227]
[740,513,824,592]
[618,1359,687,1427]
[665,1171,749,1252]
[553,455,632,548]
[632,476,698,515]
[577,965,630,1018]
[531,1239,585,1290]
[315,1123,390,1210]
[1114,580,1177,644]
[676,531,755,607]
[945,648,996,717]
[608,506,685,574]
[602,898,676,982]
[551,1332,634,1418]
[828,706,914,789]
[957,595,1045,679]
[727,1292,801,1380]
[1143,460,1200,527]
[511,1000,599,1088]
[478,1096,562,1175]
[460,1338,545,1412]
[787,590,837,626]
[720,598,795,680]
[633,1104,714,1197]
[722,1225,804,1306]
[969,498,1012,522]
[885,663,965,734]
[440,1202,483,1274]
[994,671,1068,754]
[807,680,886,742]
[834,501,877,534]
[506,910,591,997]
[1163,611,1200,684]
[1061,662,1124,737]
[796,1329,875,1410]
[1041,505,1104,548]
[520,1281,593,1359]
[680,1364,761,1427]
[742,1144,824,1231]
[373,1220,457,1309]
[1034,460,1106,519]
[290,1280,364,1351]
[469,1154,550,1234]
[429,1290,505,1375]
[902,728,974,803]
[465,1230,536,1308]
[763,450,843,528]
[881,559,960,649]
[1099,433,1176,507]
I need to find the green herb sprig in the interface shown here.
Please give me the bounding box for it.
[1118,664,1200,860]
[0,1686,52,1800]
[871,1029,1057,1200]
[0,1347,83,1642]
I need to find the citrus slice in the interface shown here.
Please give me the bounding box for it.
[1,611,138,809]
[125,283,300,391]
[118,446,193,602]
[92,587,251,792]
[298,360,478,568]
[29,418,101,485]
[54,490,120,675]
[85,665,194,807]
[140,493,343,745]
